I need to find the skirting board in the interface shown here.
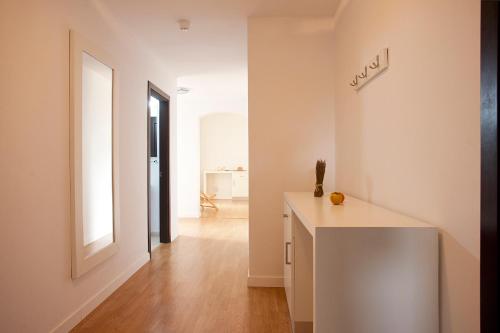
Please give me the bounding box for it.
[50,253,150,333]
[247,274,284,287]
[294,321,313,333]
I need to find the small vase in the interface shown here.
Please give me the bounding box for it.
[314,183,324,197]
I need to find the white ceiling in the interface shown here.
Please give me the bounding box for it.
[177,70,248,115]
[100,0,342,76]
[97,0,341,116]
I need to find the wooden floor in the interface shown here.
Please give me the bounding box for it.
[72,200,291,333]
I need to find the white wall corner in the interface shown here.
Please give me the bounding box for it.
[50,253,150,333]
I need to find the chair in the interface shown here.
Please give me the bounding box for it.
[200,192,218,210]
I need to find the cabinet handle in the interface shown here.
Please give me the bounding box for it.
[285,242,291,265]
[283,214,289,218]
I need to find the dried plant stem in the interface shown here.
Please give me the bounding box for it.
[314,160,326,197]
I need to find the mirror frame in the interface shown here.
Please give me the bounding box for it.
[69,30,120,279]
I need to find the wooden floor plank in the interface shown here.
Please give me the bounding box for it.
[72,201,291,333]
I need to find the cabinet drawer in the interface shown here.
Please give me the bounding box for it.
[283,202,293,318]
[231,171,248,197]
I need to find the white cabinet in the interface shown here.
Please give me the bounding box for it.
[203,170,248,199]
[284,192,439,333]
[283,203,293,318]
[232,171,249,198]
[284,202,313,333]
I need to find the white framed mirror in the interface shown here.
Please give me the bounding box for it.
[70,31,119,279]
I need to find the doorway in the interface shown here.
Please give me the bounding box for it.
[147,81,171,254]
[199,112,249,219]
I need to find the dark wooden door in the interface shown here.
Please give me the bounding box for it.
[147,82,171,254]
[480,1,498,332]
[158,93,171,243]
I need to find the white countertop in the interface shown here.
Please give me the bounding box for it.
[204,170,247,173]
[284,192,436,235]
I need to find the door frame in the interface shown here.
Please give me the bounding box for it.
[147,81,171,255]
[480,1,498,332]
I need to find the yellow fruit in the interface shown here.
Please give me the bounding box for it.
[330,192,345,205]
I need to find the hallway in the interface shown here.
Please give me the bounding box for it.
[72,201,291,332]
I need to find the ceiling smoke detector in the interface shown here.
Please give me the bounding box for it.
[178,19,190,31]
[177,87,191,95]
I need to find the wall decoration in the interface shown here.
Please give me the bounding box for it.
[70,30,120,279]
[349,48,389,90]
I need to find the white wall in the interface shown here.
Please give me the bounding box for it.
[200,113,248,172]
[200,113,248,197]
[248,17,335,286]
[176,100,201,217]
[331,0,480,332]
[0,0,178,331]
